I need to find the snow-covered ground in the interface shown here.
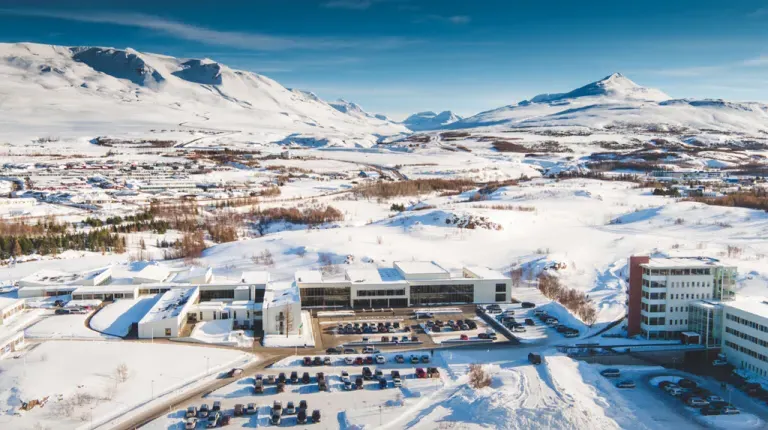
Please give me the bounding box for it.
[0,340,256,430]
[263,310,316,348]
[24,313,116,340]
[188,319,254,348]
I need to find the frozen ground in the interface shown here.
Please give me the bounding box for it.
[263,310,316,348]
[90,295,161,337]
[0,340,256,430]
[24,312,116,340]
[188,319,254,348]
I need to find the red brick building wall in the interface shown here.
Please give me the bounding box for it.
[627,255,649,337]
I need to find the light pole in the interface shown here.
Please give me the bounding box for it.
[151,379,155,399]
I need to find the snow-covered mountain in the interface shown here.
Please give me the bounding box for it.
[451,73,768,135]
[329,99,390,121]
[403,111,462,131]
[0,43,407,143]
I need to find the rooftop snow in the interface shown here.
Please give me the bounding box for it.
[642,257,724,268]
[133,264,172,282]
[0,296,23,311]
[347,268,406,284]
[263,282,300,309]
[241,271,270,285]
[19,269,84,285]
[394,261,449,276]
[724,298,768,319]
[464,266,508,280]
[139,287,198,324]
[171,267,212,283]
[294,270,324,283]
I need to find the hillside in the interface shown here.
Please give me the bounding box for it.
[451,73,768,135]
[0,42,407,144]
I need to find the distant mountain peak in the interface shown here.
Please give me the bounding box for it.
[527,73,669,104]
[403,110,462,131]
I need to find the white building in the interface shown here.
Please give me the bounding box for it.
[0,297,25,325]
[296,261,511,309]
[189,301,262,329]
[172,266,213,284]
[262,282,302,336]
[636,257,737,340]
[133,265,172,284]
[71,285,140,301]
[138,287,199,339]
[722,298,768,378]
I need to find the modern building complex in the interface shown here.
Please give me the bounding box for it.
[296,261,510,309]
[721,299,768,378]
[627,256,736,340]
[137,287,200,339]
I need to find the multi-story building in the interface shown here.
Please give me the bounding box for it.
[627,256,737,340]
[722,299,768,378]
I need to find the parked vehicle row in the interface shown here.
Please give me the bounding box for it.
[336,321,409,335]
[534,311,579,337]
[270,401,321,425]
[657,379,740,416]
[496,314,528,333]
[424,318,477,332]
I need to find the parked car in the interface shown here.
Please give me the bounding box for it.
[365,356,374,365]
[513,325,526,333]
[600,369,621,378]
[616,380,636,389]
[198,404,210,418]
[297,409,308,424]
[415,368,427,378]
[658,381,672,389]
[363,367,373,380]
[270,413,281,425]
[701,406,722,416]
[668,386,683,396]
[460,334,469,340]
[478,333,490,339]
[207,412,220,428]
[313,356,323,366]
[326,347,342,354]
[379,377,388,389]
[678,378,697,389]
[302,372,311,384]
[272,401,282,414]
[722,405,740,415]
[303,356,312,366]
[267,375,276,385]
[354,357,364,365]
[234,404,244,416]
[341,370,350,383]
[54,308,71,315]
[706,395,724,403]
[185,417,197,430]
[318,381,328,391]
[355,377,364,389]
[323,356,332,366]
[344,356,355,365]
[254,380,264,393]
[375,355,386,364]
[395,355,405,363]
[277,382,286,393]
[564,330,579,338]
[246,403,256,415]
[186,406,197,418]
[712,359,728,366]
[290,371,299,384]
[226,368,243,378]
[427,367,440,378]
[277,373,287,384]
[344,348,357,354]
[343,379,353,391]
[686,397,710,408]
[525,318,535,326]
[312,410,322,423]
[528,353,542,365]
[533,309,544,315]
[421,355,430,363]
[284,401,296,415]
[521,302,536,308]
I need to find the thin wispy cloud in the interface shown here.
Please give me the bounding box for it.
[415,15,472,25]
[322,0,399,10]
[0,9,414,51]
[748,7,768,18]
[648,54,768,77]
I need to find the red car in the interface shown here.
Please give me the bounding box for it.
[354,357,364,365]
[460,334,469,341]
[415,368,426,378]
[364,356,374,365]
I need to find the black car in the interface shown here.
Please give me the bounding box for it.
[278,373,287,384]
[290,371,299,384]
[378,377,387,389]
[521,302,536,308]
[326,347,342,355]
[297,409,307,424]
[299,400,308,411]
[270,413,281,425]
[301,372,311,384]
[312,410,321,423]
[362,367,373,380]
[355,377,364,389]
[313,356,323,366]
[525,318,535,326]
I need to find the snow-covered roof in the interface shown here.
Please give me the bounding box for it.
[463,266,507,280]
[295,270,324,283]
[171,266,212,284]
[241,271,270,285]
[394,261,449,277]
[724,298,768,319]
[193,300,262,312]
[139,287,198,324]
[19,269,82,285]
[642,257,724,269]
[0,296,23,311]
[263,282,300,309]
[346,268,406,284]
[689,300,723,310]
[133,264,172,283]
[71,285,139,295]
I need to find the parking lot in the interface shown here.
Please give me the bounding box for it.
[152,350,447,429]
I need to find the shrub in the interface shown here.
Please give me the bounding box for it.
[353,178,475,199]
[468,364,492,389]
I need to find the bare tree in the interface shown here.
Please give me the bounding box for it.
[116,363,130,383]
[468,364,492,389]
[282,306,295,338]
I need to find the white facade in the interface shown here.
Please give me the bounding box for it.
[262,282,302,336]
[639,258,736,340]
[722,299,768,378]
[71,285,139,301]
[138,287,199,339]
[133,265,172,284]
[189,301,262,327]
[0,298,24,325]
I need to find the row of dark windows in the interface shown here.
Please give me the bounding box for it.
[726,313,768,333]
[725,340,768,363]
[353,298,408,308]
[726,327,768,348]
[409,284,474,306]
[301,287,351,308]
[357,289,406,297]
[643,268,711,276]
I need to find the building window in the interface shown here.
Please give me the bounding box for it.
[409,284,474,306]
[495,283,506,292]
[495,293,506,302]
[165,328,171,336]
[301,287,351,308]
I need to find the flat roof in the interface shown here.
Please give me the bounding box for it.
[19,269,82,285]
[689,300,723,310]
[295,270,324,283]
[346,268,407,284]
[139,287,198,324]
[134,265,171,281]
[171,267,211,283]
[724,298,768,319]
[394,261,449,276]
[464,266,507,280]
[642,257,723,269]
[263,282,300,309]
[241,271,270,285]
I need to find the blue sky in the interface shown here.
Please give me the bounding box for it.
[1,0,768,119]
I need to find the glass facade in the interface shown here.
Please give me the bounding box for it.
[713,267,737,300]
[301,287,351,308]
[409,284,474,306]
[200,289,234,301]
[357,289,406,297]
[688,302,723,348]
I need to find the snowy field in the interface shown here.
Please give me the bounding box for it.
[188,319,254,348]
[24,313,116,339]
[0,340,256,430]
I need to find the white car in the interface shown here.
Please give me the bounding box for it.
[344,356,354,365]
[686,397,709,407]
[375,355,386,364]
[712,359,728,366]
[513,326,526,333]
[706,395,724,403]
[341,371,350,383]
